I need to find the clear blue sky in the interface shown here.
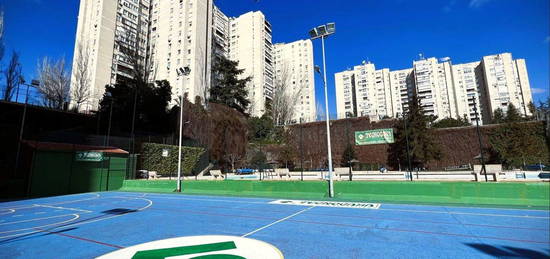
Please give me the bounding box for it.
[3,0,549,115]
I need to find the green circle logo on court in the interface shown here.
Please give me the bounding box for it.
[97,235,283,259]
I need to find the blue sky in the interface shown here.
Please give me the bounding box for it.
[2,0,549,115]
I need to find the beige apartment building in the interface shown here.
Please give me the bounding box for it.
[335,53,533,124]
[70,0,151,112]
[228,11,274,117]
[273,39,316,123]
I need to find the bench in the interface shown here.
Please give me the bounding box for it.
[209,170,225,180]
[274,168,291,180]
[334,167,351,180]
[148,171,159,180]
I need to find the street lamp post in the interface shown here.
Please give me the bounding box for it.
[472,96,487,182]
[14,78,40,177]
[176,66,191,192]
[310,22,336,198]
[104,92,114,147]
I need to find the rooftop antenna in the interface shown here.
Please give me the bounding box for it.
[418,53,425,60]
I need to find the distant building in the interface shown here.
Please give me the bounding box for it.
[70,0,151,112]
[334,53,533,124]
[273,39,316,123]
[228,11,274,117]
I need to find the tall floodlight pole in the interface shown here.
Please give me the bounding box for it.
[176,66,191,192]
[14,79,40,178]
[472,96,487,182]
[310,23,336,198]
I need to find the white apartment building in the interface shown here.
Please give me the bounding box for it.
[335,70,356,118]
[212,5,229,59]
[70,0,151,112]
[452,61,489,123]
[229,11,274,117]
[335,53,533,124]
[412,57,456,119]
[481,53,533,117]
[273,39,316,123]
[389,68,414,117]
[352,62,393,118]
[149,0,213,104]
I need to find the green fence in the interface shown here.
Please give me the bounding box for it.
[29,151,127,197]
[119,180,550,209]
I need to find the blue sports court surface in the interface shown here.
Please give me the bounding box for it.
[1,191,549,258]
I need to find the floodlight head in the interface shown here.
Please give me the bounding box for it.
[314,65,321,74]
[317,25,327,36]
[326,23,335,34]
[309,28,318,39]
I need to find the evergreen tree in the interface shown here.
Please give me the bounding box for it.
[210,56,251,115]
[341,143,357,167]
[388,94,442,169]
[505,103,523,123]
[98,80,172,134]
[431,115,471,128]
[492,108,505,124]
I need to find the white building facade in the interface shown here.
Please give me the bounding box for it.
[70,0,151,112]
[149,0,213,104]
[273,39,316,123]
[335,53,533,124]
[228,11,274,117]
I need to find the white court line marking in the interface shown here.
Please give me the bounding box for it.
[0,214,77,226]
[242,206,315,237]
[139,195,550,219]
[0,209,15,215]
[0,196,153,240]
[34,204,92,213]
[0,214,79,235]
[53,197,153,229]
[0,193,101,211]
[35,212,46,215]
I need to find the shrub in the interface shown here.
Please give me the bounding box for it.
[141,143,205,176]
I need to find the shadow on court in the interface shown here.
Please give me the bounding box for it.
[466,243,550,258]
[0,208,139,245]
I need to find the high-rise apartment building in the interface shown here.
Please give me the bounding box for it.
[212,6,229,59]
[149,0,213,104]
[228,11,274,117]
[70,0,151,112]
[335,70,356,118]
[389,68,414,117]
[273,39,316,123]
[336,62,394,119]
[481,53,533,117]
[335,53,533,124]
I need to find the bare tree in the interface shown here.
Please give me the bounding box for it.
[224,153,241,173]
[271,63,303,125]
[70,43,91,110]
[3,51,22,101]
[36,57,71,109]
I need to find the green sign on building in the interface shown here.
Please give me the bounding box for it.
[75,151,104,162]
[355,129,395,145]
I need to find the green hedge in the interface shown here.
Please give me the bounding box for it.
[141,143,205,176]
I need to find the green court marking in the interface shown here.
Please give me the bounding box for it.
[132,241,237,259]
